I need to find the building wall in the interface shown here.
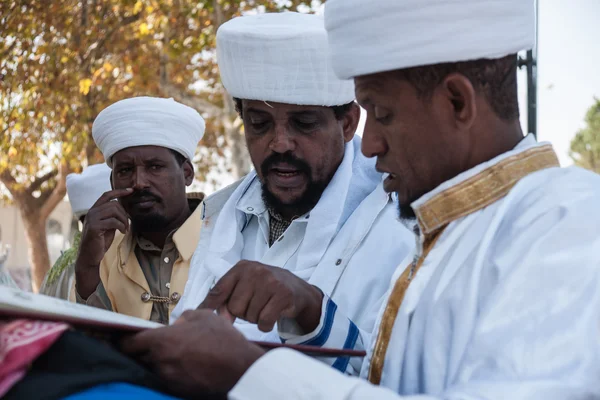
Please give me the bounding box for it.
[0,200,74,287]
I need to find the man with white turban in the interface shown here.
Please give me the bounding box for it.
[74,97,205,324]
[40,163,111,300]
[121,2,600,399]
[170,11,412,355]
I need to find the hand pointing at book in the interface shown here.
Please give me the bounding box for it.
[199,260,324,333]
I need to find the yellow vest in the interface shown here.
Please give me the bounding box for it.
[98,202,203,321]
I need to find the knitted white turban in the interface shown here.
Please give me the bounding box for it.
[66,163,112,219]
[216,12,355,106]
[92,97,205,167]
[324,0,535,79]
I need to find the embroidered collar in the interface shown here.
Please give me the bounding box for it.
[413,136,560,235]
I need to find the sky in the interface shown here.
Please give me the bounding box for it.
[354,0,600,167]
[530,0,600,165]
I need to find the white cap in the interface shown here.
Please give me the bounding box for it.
[92,97,205,167]
[324,0,535,79]
[217,12,355,106]
[66,163,112,219]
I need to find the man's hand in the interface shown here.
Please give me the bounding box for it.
[199,260,324,333]
[75,188,132,299]
[121,309,265,397]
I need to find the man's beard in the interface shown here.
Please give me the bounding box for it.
[130,213,170,233]
[126,189,169,233]
[398,202,416,220]
[260,151,331,219]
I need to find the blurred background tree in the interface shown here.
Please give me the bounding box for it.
[570,98,600,174]
[0,0,320,291]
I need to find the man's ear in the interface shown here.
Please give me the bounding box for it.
[183,160,194,186]
[440,73,477,131]
[109,172,115,190]
[341,102,361,143]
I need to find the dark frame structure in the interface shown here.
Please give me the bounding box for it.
[518,0,539,138]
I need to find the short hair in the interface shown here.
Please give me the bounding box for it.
[169,149,187,166]
[233,98,354,121]
[395,54,519,120]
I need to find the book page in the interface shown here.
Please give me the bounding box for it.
[0,286,162,331]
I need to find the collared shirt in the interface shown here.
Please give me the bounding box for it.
[235,181,311,275]
[268,211,292,247]
[76,195,202,324]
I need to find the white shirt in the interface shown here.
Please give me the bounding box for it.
[230,136,600,399]
[235,180,313,280]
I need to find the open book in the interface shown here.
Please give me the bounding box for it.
[0,287,365,358]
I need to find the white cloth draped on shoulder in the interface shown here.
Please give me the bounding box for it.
[177,135,382,318]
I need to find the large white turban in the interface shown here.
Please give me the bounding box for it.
[217,12,355,106]
[324,0,535,79]
[66,163,112,219]
[92,97,205,167]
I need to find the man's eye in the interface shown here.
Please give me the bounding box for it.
[293,119,318,131]
[374,107,392,125]
[250,121,269,131]
[117,167,132,175]
[375,115,392,124]
[150,164,164,170]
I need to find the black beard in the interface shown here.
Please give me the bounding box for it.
[131,214,170,233]
[398,202,416,220]
[260,151,332,219]
[261,178,329,220]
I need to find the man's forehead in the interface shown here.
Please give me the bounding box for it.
[355,72,401,104]
[242,99,327,115]
[112,145,173,163]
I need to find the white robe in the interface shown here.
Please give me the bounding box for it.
[174,136,413,352]
[229,136,600,399]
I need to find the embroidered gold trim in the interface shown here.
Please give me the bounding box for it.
[368,144,560,385]
[416,145,559,235]
[368,227,446,385]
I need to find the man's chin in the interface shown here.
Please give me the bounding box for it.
[131,213,169,233]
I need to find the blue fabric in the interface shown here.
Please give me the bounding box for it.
[63,383,181,399]
[331,319,360,372]
[301,298,337,347]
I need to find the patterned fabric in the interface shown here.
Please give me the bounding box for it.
[0,319,69,397]
[268,211,292,247]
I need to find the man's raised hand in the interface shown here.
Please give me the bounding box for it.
[75,188,132,299]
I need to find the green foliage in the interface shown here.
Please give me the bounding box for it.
[570,98,600,174]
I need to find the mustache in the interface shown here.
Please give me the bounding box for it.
[128,189,161,203]
[260,152,312,177]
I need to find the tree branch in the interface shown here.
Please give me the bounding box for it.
[26,169,57,194]
[38,165,68,220]
[159,82,222,117]
[0,169,20,200]
[85,13,141,63]
[0,40,18,60]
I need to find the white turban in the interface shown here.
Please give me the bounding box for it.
[324,0,535,79]
[217,12,355,106]
[92,97,205,167]
[66,163,112,219]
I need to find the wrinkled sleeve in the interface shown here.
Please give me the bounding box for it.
[232,178,600,400]
[75,281,113,311]
[277,296,368,375]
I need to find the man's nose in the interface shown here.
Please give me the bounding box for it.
[361,117,388,159]
[131,166,151,190]
[269,124,296,154]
